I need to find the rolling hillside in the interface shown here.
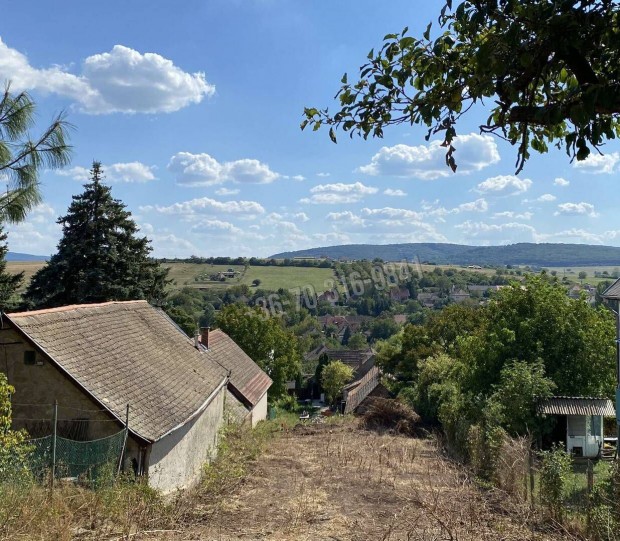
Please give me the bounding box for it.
[271,242,620,267]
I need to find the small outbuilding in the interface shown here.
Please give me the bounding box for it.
[538,396,616,458]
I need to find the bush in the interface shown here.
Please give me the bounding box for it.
[539,445,572,519]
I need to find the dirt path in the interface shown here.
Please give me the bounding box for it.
[145,421,564,541]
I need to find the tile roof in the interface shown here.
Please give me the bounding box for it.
[205,329,272,408]
[6,301,229,442]
[538,396,615,417]
[602,278,620,300]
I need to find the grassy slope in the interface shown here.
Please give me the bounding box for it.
[163,262,334,293]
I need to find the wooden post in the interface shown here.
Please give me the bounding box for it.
[529,449,535,507]
[50,400,58,491]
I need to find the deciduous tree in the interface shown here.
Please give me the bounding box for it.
[303,0,620,172]
[321,360,354,406]
[217,304,302,399]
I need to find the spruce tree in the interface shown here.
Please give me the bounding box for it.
[0,229,23,311]
[24,162,169,308]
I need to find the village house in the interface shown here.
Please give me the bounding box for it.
[305,345,375,379]
[449,287,471,303]
[317,289,339,306]
[1,300,271,493]
[389,286,411,303]
[417,291,441,309]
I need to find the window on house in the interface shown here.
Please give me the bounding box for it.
[23,351,36,365]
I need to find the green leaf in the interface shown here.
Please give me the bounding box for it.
[423,23,432,41]
[341,73,348,84]
[329,127,337,143]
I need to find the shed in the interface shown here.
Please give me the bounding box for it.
[538,396,615,458]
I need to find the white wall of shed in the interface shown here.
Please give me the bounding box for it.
[147,384,226,494]
[251,391,268,427]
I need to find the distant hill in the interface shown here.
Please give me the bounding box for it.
[270,243,620,267]
[6,252,48,262]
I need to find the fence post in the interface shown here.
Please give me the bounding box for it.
[117,404,129,477]
[587,459,594,526]
[50,400,58,491]
[529,449,535,508]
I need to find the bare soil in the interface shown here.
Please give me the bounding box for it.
[133,420,568,541]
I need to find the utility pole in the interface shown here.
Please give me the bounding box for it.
[600,282,620,459]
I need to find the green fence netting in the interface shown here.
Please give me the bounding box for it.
[28,429,127,483]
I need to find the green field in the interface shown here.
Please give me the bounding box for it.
[544,266,620,285]
[165,262,335,293]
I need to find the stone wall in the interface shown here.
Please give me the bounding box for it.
[0,325,120,440]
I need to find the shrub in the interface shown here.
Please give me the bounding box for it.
[539,445,572,519]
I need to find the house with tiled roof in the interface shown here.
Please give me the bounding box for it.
[1,300,271,493]
[198,328,271,427]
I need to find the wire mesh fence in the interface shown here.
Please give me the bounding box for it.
[13,401,130,488]
[28,429,127,485]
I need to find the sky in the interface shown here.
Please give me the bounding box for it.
[1,0,619,258]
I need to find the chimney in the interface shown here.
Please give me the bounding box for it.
[200,327,210,349]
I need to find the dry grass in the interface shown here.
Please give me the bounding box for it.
[141,420,570,541]
[1,419,574,541]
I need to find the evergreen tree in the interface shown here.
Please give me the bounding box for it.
[24,162,169,308]
[0,228,23,311]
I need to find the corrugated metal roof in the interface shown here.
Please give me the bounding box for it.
[602,278,620,300]
[538,396,615,417]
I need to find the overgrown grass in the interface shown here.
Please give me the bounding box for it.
[0,414,296,540]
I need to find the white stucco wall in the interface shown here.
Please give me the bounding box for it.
[147,381,226,493]
[251,391,268,427]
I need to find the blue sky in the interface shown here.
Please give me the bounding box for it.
[1,0,618,258]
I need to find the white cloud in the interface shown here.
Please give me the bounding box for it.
[554,177,570,186]
[148,232,199,258]
[141,197,265,217]
[300,182,378,204]
[360,207,424,221]
[316,172,331,178]
[456,220,537,242]
[326,210,366,226]
[293,212,309,222]
[190,219,243,235]
[536,193,556,202]
[0,39,214,114]
[215,187,240,196]
[312,232,351,244]
[573,152,620,174]
[168,152,282,186]
[57,162,157,183]
[493,211,533,220]
[536,229,606,244]
[422,198,488,220]
[383,188,407,197]
[456,198,488,213]
[476,175,532,195]
[555,202,598,217]
[358,133,500,180]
